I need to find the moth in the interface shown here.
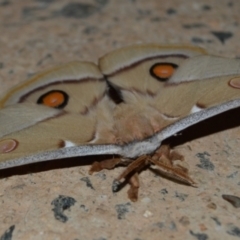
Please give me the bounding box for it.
[1,44,240,201]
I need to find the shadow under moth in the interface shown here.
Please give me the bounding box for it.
[1,44,240,201]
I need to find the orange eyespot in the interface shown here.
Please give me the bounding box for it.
[0,139,18,153]
[150,63,178,81]
[37,90,69,109]
[42,92,64,107]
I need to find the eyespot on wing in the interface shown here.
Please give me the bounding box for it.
[37,90,69,109]
[150,63,178,81]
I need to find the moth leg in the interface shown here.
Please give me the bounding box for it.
[154,144,189,172]
[127,173,140,202]
[154,144,184,161]
[150,147,196,186]
[89,158,122,174]
[169,149,184,161]
[112,155,149,192]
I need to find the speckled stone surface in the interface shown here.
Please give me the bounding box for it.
[0,0,240,239]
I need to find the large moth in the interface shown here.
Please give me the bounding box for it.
[1,44,240,201]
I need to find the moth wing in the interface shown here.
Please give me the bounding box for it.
[99,44,240,145]
[0,103,61,138]
[0,62,120,169]
[170,55,240,82]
